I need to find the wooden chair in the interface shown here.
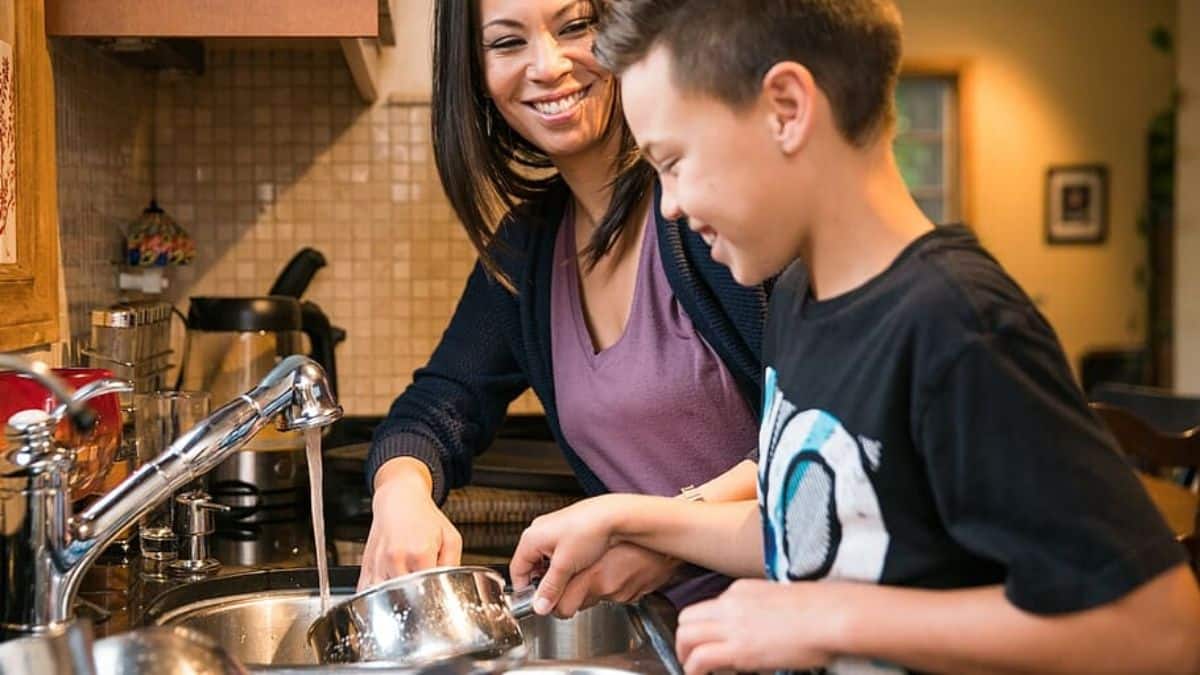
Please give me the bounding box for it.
[1182,534,1200,576]
[1088,383,1200,574]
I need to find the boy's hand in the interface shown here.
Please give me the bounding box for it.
[548,543,680,618]
[510,495,630,615]
[675,579,843,675]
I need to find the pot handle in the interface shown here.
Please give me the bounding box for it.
[507,584,539,619]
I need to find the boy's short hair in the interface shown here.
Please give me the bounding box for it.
[595,0,903,147]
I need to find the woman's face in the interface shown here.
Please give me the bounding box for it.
[478,0,615,161]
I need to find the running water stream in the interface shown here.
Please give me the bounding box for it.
[306,428,331,614]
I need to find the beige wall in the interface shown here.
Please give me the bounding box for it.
[51,39,154,340]
[152,48,541,416]
[1176,0,1200,393]
[899,0,1176,377]
[386,0,1178,380]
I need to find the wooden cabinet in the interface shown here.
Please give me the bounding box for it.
[0,0,60,352]
[47,0,391,102]
[45,0,377,38]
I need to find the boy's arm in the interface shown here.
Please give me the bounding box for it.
[688,458,757,501]
[676,564,1200,675]
[537,460,761,617]
[612,496,764,577]
[834,564,1200,675]
[510,494,763,614]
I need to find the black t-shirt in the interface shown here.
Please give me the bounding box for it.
[759,226,1186,674]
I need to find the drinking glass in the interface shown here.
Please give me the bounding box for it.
[134,391,210,562]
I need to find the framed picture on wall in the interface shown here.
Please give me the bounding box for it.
[0,38,14,265]
[0,1,62,350]
[1045,164,1108,245]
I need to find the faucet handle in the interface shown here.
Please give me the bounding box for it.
[4,409,57,465]
[174,490,230,536]
[169,490,229,577]
[49,378,133,431]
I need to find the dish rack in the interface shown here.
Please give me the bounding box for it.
[84,301,175,395]
[83,301,177,468]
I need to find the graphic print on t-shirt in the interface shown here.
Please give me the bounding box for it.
[759,367,900,675]
[758,367,890,584]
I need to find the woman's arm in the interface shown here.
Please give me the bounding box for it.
[361,257,529,588]
[367,258,529,503]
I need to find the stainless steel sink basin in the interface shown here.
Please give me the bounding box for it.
[151,588,334,666]
[521,602,642,661]
[142,567,680,674]
[499,662,643,667]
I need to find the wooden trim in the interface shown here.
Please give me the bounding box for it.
[1090,402,1200,470]
[0,0,60,351]
[46,0,377,38]
[900,58,976,228]
[340,37,380,104]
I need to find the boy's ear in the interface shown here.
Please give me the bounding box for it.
[761,62,816,155]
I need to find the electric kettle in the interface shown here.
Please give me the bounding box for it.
[176,249,344,519]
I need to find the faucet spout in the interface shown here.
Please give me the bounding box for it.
[1,355,341,633]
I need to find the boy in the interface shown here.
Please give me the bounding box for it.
[510,1,1200,673]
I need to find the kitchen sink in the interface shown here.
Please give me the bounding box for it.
[142,567,680,674]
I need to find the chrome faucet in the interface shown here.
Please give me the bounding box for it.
[0,354,342,637]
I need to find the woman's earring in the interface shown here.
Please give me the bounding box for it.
[485,105,493,137]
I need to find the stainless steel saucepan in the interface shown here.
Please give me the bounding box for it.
[306,565,537,666]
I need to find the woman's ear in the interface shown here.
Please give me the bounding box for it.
[761,62,816,156]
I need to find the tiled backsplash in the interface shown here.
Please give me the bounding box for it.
[51,39,154,341]
[145,47,539,416]
[49,43,540,416]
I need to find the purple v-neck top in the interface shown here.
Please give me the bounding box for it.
[550,206,758,606]
[551,206,757,498]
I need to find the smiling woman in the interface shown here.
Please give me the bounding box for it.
[429,0,650,288]
[359,0,770,617]
[480,0,612,157]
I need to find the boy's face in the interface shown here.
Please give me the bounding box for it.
[621,47,804,286]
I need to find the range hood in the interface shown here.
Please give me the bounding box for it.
[45,0,380,40]
[47,0,400,101]
[91,37,206,76]
[48,0,403,100]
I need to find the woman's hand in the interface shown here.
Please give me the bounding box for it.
[357,458,463,591]
[675,579,841,675]
[510,495,634,615]
[545,543,681,618]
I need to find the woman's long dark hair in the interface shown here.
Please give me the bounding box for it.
[432,0,655,290]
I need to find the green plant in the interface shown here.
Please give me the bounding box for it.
[1138,24,1177,385]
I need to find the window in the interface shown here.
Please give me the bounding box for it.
[894,75,959,224]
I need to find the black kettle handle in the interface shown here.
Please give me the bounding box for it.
[270,248,327,298]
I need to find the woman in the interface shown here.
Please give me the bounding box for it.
[359,0,768,613]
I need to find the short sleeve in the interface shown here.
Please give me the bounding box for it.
[915,332,1187,614]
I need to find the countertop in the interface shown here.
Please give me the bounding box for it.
[78,517,538,639]
[324,414,584,495]
[78,473,579,640]
[77,413,587,640]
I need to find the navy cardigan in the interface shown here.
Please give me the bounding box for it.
[366,181,769,502]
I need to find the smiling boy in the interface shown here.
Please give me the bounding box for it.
[509,1,1200,673]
